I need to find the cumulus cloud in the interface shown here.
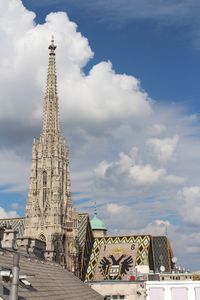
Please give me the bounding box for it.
[0,3,93,125]
[0,0,151,141]
[177,186,200,225]
[136,219,200,270]
[140,219,170,236]
[147,135,179,163]
[105,202,145,230]
[0,0,151,193]
[94,147,185,191]
[0,207,18,218]
[1,0,200,270]
[60,61,152,128]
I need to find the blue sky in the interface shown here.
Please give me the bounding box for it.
[22,0,200,109]
[1,0,200,270]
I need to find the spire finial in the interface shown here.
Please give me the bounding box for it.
[51,35,54,45]
[48,35,56,52]
[94,202,97,216]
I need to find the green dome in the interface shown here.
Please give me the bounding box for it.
[90,213,107,231]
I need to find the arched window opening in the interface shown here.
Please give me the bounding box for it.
[39,234,46,244]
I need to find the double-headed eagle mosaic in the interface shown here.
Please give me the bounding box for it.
[99,254,133,280]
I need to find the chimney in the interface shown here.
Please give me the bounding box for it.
[0,227,4,247]
[17,237,46,259]
[1,227,17,249]
[16,237,31,254]
[29,239,46,259]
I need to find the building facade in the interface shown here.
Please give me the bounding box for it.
[23,37,78,270]
[89,280,200,300]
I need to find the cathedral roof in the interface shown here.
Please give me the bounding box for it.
[90,213,107,231]
[85,235,173,281]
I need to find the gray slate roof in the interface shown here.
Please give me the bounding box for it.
[0,251,103,300]
[0,218,24,236]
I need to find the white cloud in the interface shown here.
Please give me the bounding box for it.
[0,149,30,192]
[107,203,125,215]
[136,219,200,270]
[129,164,164,186]
[1,0,200,271]
[177,186,200,225]
[0,6,93,123]
[60,61,152,128]
[141,219,170,236]
[147,135,179,163]
[94,147,185,191]
[0,207,18,218]
[0,0,152,196]
[148,123,167,137]
[104,202,145,230]
[0,0,151,133]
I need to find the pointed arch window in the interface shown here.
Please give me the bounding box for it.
[43,171,47,205]
[39,234,46,244]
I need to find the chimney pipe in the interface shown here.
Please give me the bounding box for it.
[9,253,20,300]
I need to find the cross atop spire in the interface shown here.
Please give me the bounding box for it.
[41,36,60,137]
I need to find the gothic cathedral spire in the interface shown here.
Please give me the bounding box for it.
[24,38,78,271]
[42,36,60,137]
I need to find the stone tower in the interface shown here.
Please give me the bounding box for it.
[24,37,78,271]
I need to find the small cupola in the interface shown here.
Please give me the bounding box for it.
[90,207,107,238]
